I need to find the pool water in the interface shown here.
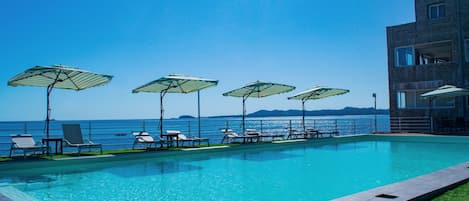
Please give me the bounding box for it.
[2,136,469,201]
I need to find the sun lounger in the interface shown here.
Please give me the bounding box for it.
[305,128,320,138]
[9,134,47,158]
[62,124,102,156]
[169,130,210,147]
[221,129,258,144]
[245,129,285,141]
[132,131,166,150]
[316,130,339,138]
[286,128,309,139]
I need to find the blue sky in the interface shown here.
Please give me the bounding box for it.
[0,0,415,121]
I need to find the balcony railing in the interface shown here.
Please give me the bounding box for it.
[390,116,431,133]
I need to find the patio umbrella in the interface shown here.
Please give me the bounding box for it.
[288,86,349,130]
[421,85,469,132]
[223,81,295,133]
[132,74,218,137]
[421,85,469,99]
[8,65,113,138]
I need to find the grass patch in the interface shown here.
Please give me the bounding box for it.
[433,182,469,201]
[77,149,147,156]
[41,154,75,160]
[0,157,11,162]
[4,144,238,162]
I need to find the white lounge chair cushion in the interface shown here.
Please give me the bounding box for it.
[137,135,155,143]
[166,130,181,135]
[176,134,188,140]
[11,134,39,148]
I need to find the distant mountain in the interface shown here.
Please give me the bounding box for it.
[247,107,389,117]
[209,107,389,118]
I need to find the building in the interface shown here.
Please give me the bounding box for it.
[386,0,469,133]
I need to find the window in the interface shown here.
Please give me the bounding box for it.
[415,91,429,108]
[397,92,406,109]
[397,91,427,109]
[429,4,446,19]
[395,47,414,67]
[397,90,453,109]
[465,39,469,62]
[415,41,452,65]
[433,97,455,108]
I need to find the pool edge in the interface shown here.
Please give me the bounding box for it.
[332,161,469,201]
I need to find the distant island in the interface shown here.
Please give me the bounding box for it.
[178,115,195,119]
[205,107,389,118]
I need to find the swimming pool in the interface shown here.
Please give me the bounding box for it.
[1,135,469,201]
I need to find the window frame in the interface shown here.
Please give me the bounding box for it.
[395,46,415,67]
[397,91,406,109]
[396,90,455,110]
[428,3,446,20]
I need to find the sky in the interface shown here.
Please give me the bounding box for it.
[0,0,415,121]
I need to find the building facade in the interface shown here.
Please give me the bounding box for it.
[387,0,469,133]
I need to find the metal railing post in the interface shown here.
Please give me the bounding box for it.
[289,120,292,134]
[430,116,433,133]
[88,121,92,152]
[353,119,356,134]
[260,120,263,133]
[188,121,191,137]
[86,121,91,141]
[24,122,28,134]
[398,117,402,133]
[334,120,338,133]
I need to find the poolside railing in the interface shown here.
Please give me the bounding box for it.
[0,118,377,157]
[390,116,431,133]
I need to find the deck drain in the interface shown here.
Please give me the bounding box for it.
[376,194,398,199]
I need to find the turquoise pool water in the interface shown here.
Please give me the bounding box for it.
[2,136,469,201]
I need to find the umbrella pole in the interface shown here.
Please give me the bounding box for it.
[45,85,53,139]
[160,92,164,138]
[242,97,247,134]
[198,90,201,138]
[429,98,434,133]
[302,100,306,131]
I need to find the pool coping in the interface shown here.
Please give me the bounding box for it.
[333,160,469,201]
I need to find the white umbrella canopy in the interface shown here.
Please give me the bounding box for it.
[223,81,296,132]
[8,65,113,138]
[421,85,469,99]
[420,85,469,133]
[288,86,349,129]
[288,86,349,101]
[223,81,295,98]
[132,74,218,94]
[132,74,219,137]
[8,65,112,90]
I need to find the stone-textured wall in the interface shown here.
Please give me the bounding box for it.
[386,0,469,128]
